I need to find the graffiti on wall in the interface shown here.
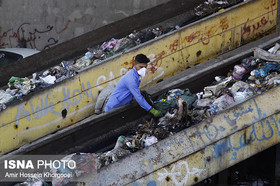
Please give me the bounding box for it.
[0,8,96,51]
[182,95,280,170]
[55,14,94,35]
[12,81,93,127]
[242,0,276,39]
[213,110,280,169]
[0,23,58,50]
[181,16,229,46]
[157,161,206,185]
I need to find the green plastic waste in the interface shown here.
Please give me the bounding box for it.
[153,88,197,114]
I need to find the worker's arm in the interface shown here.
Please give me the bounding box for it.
[127,81,152,111]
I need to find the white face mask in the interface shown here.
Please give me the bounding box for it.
[137,67,147,79]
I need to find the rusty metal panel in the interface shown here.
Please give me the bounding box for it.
[0,0,277,155]
[80,85,280,185]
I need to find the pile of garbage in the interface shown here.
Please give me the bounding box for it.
[194,0,243,17]
[85,27,168,65]
[0,60,78,111]
[17,43,280,186]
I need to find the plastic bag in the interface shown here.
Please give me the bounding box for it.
[232,64,246,80]
[230,81,254,102]
[0,90,14,104]
[144,136,158,147]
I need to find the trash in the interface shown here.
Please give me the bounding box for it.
[5,88,18,96]
[241,56,258,68]
[39,75,56,85]
[144,136,158,147]
[42,70,50,77]
[0,90,14,104]
[268,43,280,54]
[51,153,102,186]
[194,98,213,107]
[250,62,280,77]
[132,28,156,44]
[154,88,197,114]
[101,38,118,52]
[87,46,106,60]
[56,75,68,83]
[230,81,254,102]
[167,89,185,100]
[113,135,126,149]
[74,52,94,69]
[8,76,26,86]
[203,76,233,98]
[113,37,136,53]
[8,77,35,95]
[15,177,44,186]
[267,75,280,86]
[205,0,229,5]
[212,93,234,111]
[254,45,280,62]
[0,103,6,111]
[194,0,236,17]
[232,64,247,80]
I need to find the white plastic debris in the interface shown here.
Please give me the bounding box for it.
[144,136,158,147]
[254,44,280,62]
[40,75,56,85]
[203,76,233,98]
[0,90,13,104]
[230,81,254,102]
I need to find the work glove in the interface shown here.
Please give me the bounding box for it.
[149,108,162,117]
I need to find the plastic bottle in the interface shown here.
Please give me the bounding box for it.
[113,136,126,149]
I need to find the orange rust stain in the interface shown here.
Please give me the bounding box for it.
[206,24,219,36]
[121,59,134,70]
[264,0,276,12]
[182,31,201,44]
[199,36,210,45]
[154,51,166,66]
[148,65,157,74]
[169,40,179,52]
[147,51,166,74]
[220,17,229,31]
[182,24,219,46]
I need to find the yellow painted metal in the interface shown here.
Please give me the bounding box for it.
[131,112,280,186]
[0,0,277,154]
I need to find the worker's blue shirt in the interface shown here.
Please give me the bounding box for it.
[105,68,152,112]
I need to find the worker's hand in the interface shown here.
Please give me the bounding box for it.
[149,108,162,117]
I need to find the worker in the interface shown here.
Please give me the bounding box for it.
[105,54,162,117]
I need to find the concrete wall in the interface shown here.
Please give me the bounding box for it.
[0,0,169,51]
